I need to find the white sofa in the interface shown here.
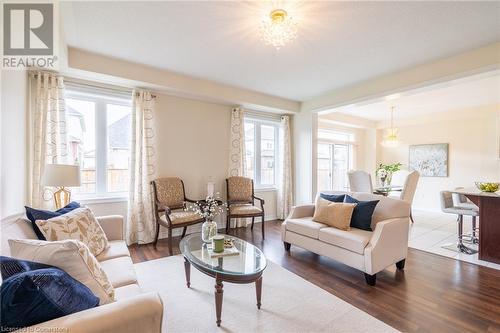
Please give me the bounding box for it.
[282,192,411,285]
[1,215,164,333]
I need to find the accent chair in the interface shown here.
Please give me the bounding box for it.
[347,170,373,193]
[389,170,420,223]
[225,177,265,238]
[151,177,204,254]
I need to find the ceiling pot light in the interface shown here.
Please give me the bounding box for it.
[260,8,298,50]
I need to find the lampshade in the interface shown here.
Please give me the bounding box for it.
[42,164,81,187]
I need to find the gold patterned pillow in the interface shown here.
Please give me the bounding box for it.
[9,239,115,304]
[35,207,109,256]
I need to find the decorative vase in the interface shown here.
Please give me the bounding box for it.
[386,172,393,186]
[380,177,387,188]
[201,219,217,243]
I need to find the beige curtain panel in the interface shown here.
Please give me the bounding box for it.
[126,90,158,245]
[228,107,246,177]
[278,115,293,219]
[29,71,68,209]
[228,107,248,227]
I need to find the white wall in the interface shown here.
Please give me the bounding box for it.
[1,70,28,219]
[293,111,316,204]
[378,105,500,211]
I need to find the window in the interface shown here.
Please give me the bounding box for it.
[66,88,132,198]
[244,119,280,188]
[317,129,354,191]
[318,129,354,142]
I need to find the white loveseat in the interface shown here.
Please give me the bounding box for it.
[1,215,164,333]
[282,192,410,285]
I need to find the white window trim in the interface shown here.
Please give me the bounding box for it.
[245,117,280,190]
[76,195,128,205]
[65,89,132,201]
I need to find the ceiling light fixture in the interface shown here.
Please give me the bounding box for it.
[381,106,400,148]
[260,8,298,50]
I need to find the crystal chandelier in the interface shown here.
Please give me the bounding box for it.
[260,8,298,50]
[381,106,400,148]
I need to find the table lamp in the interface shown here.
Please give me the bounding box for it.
[42,164,81,209]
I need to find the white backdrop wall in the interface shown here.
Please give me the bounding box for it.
[1,70,28,220]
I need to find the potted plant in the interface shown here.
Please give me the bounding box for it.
[376,163,402,187]
[190,195,226,242]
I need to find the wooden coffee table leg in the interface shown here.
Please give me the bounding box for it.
[183,258,191,288]
[215,275,223,326]
[255,276,262,309]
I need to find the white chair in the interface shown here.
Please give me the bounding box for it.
[347,170,373,193]
[390,170,419,223]
[390,170,410,188]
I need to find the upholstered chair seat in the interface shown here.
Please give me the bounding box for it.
[151,177,204,254]
[160,211,202,225]
[226,177,266,238]
[230,204,263,215]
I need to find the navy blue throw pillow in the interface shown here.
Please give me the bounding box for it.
[344,195,379,231]
[0,256,54,280]
[0,258,99,331]
[320,193,346,203]
[25,201,80,240]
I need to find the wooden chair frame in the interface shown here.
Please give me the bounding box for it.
[225,178,266,239]
[151,179,205,254]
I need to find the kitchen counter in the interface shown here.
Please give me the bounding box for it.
[452,188,500,264]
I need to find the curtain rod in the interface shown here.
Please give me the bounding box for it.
[65,78,157,98]
[31,73,158,98]
[64,78,132,95]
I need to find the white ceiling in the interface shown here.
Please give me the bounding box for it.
[61,1,500,101]
[330,73,500,122]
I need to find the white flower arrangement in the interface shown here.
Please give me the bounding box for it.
[189,194,226,221]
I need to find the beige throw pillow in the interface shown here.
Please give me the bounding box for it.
[323,202,357,231]
[9,239,115,304]
[312,198,331,224]
[36,207,109,256]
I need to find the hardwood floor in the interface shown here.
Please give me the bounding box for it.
[129,220,500,333]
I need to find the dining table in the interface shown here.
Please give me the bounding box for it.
[373,185,403,196]
[451,188,500,264]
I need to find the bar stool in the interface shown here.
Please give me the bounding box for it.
[453,187,479,243]
[440,191,479,254]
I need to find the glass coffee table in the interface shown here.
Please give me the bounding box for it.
[179,234,267,327]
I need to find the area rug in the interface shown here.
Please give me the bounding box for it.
[134,256,398,333]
